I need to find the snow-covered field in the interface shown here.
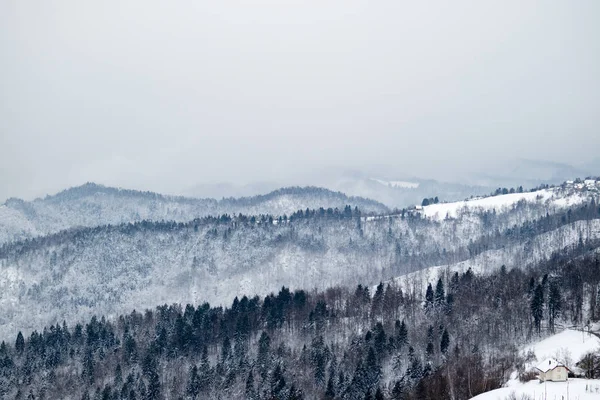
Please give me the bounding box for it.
[522,329,600,370]
[471,329,600,400]
[471,378,600,400]
[423,188,591,220]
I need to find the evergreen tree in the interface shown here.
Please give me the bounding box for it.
[270,364,286,398]
[440,329,450,355]
[324,374,336,399]
[406,347,422,382]
[198,346,212,391]
[365,347,381,391]
[257,331,271,379]
[82,349,95,385]
[391,379,406,400]
[311,335,329,387]
[221,336,231,363]
[373,323,387,356]
[424,284,434,312]
[186,365,200,399]
[347,360,368,400]
[245,371,255,400]
[371,283,385,318]
[426,342,434,357]
[434,278,445,306]
[15,332,24,356]
[531,283,544,334]
[396,320,408,349]
[548,281,562,333]
[115,364,123,386]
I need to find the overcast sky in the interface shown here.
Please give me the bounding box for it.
[1,1,599,201]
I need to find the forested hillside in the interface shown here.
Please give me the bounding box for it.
[1,186,598,340]
[0,248,598,400]
[0,183,389,245]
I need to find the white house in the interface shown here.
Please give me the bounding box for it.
[535,358,570,382]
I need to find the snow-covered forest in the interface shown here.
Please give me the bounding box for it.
[0,181,599,399]
[0,245,599,399]
[0,184,598,339]
[0,183,389,245]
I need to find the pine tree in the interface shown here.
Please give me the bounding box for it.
[425,283,434,311]
[311,335,329,387]
[257,331,271,379]
[82,349,94,384]
[440,329,450,355]
[373,323,387,356]
[15,332,24,356]
[371,283,385,318]
[426,342,434,357]
[270,364,286,398]
[245,371,255,400]
[391,379,406,400]
[406,347,422,382]
[221,336,231,363]
[324,374,336,399]
[548,281,562,333]
[434,278,445,307]
[396,320,408,349]
[186,365,200,399]
[531,283,544,334]
[198,346,212,391]
[365,347,381,391]
[347,360,368,400]
[115,364,123,386]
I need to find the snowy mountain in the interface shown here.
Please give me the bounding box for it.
[1,184,598,340]
[0,183,389,245]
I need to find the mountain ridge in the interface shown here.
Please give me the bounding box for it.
[1,185,598,340]
[0,183,389,245]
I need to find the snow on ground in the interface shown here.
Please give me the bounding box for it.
[422,189,590,220]
[371,179,420,189]
[470,330,600,400]
[471,378,600,400]
[522,329,600,370]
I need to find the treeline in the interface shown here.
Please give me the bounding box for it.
[1,247,599,400]
[3,193,598,263]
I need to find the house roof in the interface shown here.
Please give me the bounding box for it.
[535,358,569,373]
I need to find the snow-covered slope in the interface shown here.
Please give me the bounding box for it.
[522,329,600,369]
[471,329,600,399]
[471,378,600,400]
[384,219,600,295]
[422,186,593,220]
[0,183,388,245]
